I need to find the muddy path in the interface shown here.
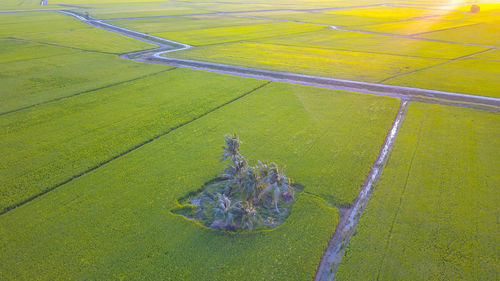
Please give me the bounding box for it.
[314,100,409,281]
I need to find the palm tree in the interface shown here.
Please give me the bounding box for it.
[239,201,259,230]
[220,134,247,195]
[213,193,242,229]
[242,166,261,206]
[260,163,294,214]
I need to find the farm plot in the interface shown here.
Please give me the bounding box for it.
[417,23,500,47]
[111,15,271,34]
[255,29,487,59]
[355,19,477,36]
[151,21,323,46]
[0,68,265,213]
[240,10,392,27]
[325,5,449,21]
[0,12,88,37]
[0,82,399,280]
[0,12,156,53]
[69,1,210,19]
[336,102,500,280]
[0,38,79,63]
[167,41,445,82]
[383,57,500,98]
[0,0,49,10]
[0,51,167,113]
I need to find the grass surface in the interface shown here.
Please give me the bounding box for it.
[256,29,486,59]
[111,15,270,34]
[0,51,168,113]
[0,12,156,53]
[356,19,477,36]
[0,82,398,280]
[152,21,323,46]
[336,102,500,280]
[168,41,444,82]
[418,23,500,47]
[241,10,391,26]
[74,2,210,19]
[0,68,264,213]
[0,38,79,63]
[384,57,500,98]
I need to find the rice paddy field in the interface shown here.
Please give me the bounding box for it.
[0,0,499,280]
[336,102,500,280]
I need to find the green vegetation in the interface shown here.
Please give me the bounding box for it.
[336,102,500,280]
[0,12,156,53]
[256,29,487,59]
[152,22,323,46]
[0,82,398,280]
[0,68,264,212]
[112,15,270,34]
[0,51,167,113]
[0,38,78,63]
[418,23,500,46]
[168,41,444,82]
[69,2,210,19]
[175,134,299,231]
[1,0,499,280]
[384,58,500,98]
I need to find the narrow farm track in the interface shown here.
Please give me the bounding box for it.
[53,10,500,112]
[315,100,410,281]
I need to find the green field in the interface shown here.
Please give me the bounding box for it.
[0,82,398,280]
[168,41,445,82]
[112,15,270,34]
[0,0,499,280]
[0,68,266,212]
[0,51,168,113]
[336,102,500,280]
[384,57,500,98]
[0,12,156,53]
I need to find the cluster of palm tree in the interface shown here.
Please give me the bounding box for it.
[212,134,295,230]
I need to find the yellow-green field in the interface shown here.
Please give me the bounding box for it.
[168,41,446,82]
[336,102,500,280]
[0,0,499,280]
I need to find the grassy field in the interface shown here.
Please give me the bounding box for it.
[336,102,500,280]
[418,23,500,46]
[384,57,500,98]
[0,51,168,113]
[0,68,266,213]
[168,41,445,82]
[0,82,398,280]
[1,0,499,280]
[0,38,79,63]
[256,29,487,59]
[111,15,271,34]
[0,12,156,53]
[152,21,323,46]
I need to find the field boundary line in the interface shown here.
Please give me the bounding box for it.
[0,67,176,116]
[375,118,424,281]
[314,99,409,281]
[378,48,493,83]
[410,22,483,36]
[0,81,271,215]
[0,44,82,64]
[8,37,118,55]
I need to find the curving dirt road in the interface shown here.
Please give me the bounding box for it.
[57,10,500,112]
